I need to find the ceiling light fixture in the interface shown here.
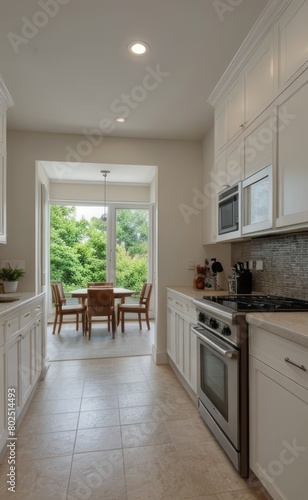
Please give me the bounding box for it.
[101,170,110,222]
[114,117,127,123]
[128,41,150,56]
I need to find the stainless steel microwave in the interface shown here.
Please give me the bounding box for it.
[218,184,240,236]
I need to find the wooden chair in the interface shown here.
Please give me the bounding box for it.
[87,288,116,340]
[51,283,86,335]
[117,282,152,333]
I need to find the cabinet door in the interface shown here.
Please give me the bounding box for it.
[216,140,243,194]
[0,153,6,243]
[184,327,197,393]
[279,0,308,86]
[250,356,308,500]
[276,69,308,228]
[244,30,276,124]
[0,345,6,452]
[215,101,227,154]
[19,329,32,409]
[244,109,274,179]
[7,341,20,418]
[32,319,42,382]
[226,76,244,144]
[167,306,176,362]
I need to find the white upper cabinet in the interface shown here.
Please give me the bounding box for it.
[214,76,244,155]
[244,108,274,179]
[244,30,277,125]
[276,68,308,228]
[278,0,308,87]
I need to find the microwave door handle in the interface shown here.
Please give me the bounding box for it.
[193,328,237,359]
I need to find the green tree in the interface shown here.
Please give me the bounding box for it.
[50,206,148,293]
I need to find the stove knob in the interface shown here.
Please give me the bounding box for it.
[222,326,231,336]
[209,318,219,329]
[198,312,205,323]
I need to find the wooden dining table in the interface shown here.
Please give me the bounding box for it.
[70,287,136,307]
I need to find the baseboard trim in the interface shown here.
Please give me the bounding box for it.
[151,344,168,365]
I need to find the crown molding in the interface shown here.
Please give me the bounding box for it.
[208,0,292,107]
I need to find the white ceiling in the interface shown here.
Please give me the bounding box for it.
[0,0,269,183]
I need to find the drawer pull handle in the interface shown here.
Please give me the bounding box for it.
[24,313,30,318]
[285,357,307,372]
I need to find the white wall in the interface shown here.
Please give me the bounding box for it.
[2,131,205,362]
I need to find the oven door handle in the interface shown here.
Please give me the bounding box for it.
[193,327,238,359]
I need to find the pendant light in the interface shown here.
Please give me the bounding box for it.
[101,170,110,221]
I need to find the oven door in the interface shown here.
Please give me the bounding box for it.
[193,325,240,449]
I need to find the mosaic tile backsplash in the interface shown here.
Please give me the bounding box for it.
[231,231,308,300]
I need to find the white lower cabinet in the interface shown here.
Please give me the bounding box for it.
[0,343,6,453]
[0,294,45,458]
[249,326,308,500]
[167,291,197,395]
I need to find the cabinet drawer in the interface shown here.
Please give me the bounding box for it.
[6,315,19,339]
[20,305,41,328]
[250,326,308,389]
[167,294,196,320]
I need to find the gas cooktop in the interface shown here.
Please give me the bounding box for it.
[202,295,308,312]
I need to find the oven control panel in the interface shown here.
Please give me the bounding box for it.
[197,312,232,337]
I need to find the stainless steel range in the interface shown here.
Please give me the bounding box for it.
[191,294,308,478]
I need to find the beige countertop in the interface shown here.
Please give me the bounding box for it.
[247,312,308,348]
[167,287,308,348]
[166,286,229,300]
[0,292,43,317]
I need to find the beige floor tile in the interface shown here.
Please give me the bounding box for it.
[17,412,79,435]
[78,408,120,429]
[125,460,198,499]
[82,383,118,397]
[121,421,172,448]
[165,417,214,443]
[45,387,84,400]
[116,381,152,394]
[2,430,76,463]
[68,449,127,500]
[0,455,72,499]
[74,426,122,453]
[123,443,180,473]
[120,402,199,425]
[80,395,119,411]
[118,392,160,408]
[24,398,81,416]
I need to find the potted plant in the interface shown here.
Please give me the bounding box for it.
[0,264,25,293]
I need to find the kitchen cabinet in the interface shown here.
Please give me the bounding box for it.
[276,67,308,229]
[0,319,6,454]
[214,76,244,155]
[249,326,308,500]
[243,108,274,179]
[167,290,197,396]
[216,138,243,194]
[243,30,277,125]
[278,0,308,87]
[0,76,14,244]
[0,294,44,458]
[212,27,276,158]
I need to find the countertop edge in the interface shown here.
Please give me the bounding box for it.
[0,292,45,317]
[246,312,308,348]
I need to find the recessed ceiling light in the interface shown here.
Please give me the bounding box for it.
[128,41,150,56]
[114,117,127,123]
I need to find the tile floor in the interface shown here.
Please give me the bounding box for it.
[0,355,267,500]
[47,321,154,361]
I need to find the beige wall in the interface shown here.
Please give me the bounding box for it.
[49,181,151,203]
[2,131,206,362]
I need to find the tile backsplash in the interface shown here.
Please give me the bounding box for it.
[231,232,308,300]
